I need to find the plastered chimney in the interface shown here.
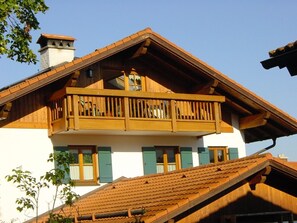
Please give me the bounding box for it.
[37,34,75,70]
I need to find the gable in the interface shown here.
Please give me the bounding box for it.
[0,28,297,142]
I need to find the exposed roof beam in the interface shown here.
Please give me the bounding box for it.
[130,39,151,59]
[146,52,200,84]
[194,79,219,95]
[0,102,12,121]
[239,112,270,130]
[64,70,80,87]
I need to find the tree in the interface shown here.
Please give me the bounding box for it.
[0,0,48,64]
[6,152,79,223]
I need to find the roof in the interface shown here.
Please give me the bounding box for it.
[30,153,297,223]
[261,40,297,76]
[1,27,297,142]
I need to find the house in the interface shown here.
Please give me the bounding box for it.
[261,40,297,76]
[1,27,297,222]
[28,153,297,223]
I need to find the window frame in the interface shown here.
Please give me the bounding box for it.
[68,145,98,186]
[155,146,181,173]
[208,146,228,163]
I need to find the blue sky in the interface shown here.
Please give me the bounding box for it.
[1,1,297,160]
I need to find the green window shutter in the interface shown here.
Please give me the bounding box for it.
[98,147,113,183]
[180,147,193,169]
[142,147,157,175]
[228,147,239,160]
[53,146,70,183]
[198,147,210,165]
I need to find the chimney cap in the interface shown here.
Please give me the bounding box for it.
[37,33,76,46]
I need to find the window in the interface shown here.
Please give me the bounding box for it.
[69,146,97,184]
[142,147,193,175]
[209,147,227,163]
[198,147,238,165]
[54,146,113,185]
[128,71,142,91]
[156,147,180,173]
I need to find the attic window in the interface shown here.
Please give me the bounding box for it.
[128,70,142,91]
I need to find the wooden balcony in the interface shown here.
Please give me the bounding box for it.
[48,88,226,136]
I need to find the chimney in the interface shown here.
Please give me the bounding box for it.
[37,34,75,70]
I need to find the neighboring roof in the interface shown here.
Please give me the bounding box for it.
[1,28,297,142]
[261,40,297,76]
[30,153,297,223]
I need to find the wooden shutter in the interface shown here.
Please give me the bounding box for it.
[228,147,239,160]
[98,147,113,183]
[180,147,193,168]
[198,147,210,165]
[53,146,70,183]
[142,147,157,175]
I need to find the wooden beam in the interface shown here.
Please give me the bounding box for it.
[130,39,151,59]
[194,79,219,95]
[49,71,80,101]
[0,102,12,121]
[65,70,80,87]
[249,167,271,190]
[239,112,270,130]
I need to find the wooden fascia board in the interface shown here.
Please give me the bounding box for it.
[148,34,297,131]
[151,160,271,223]
[0,35,149,107]
[239,112,270,130]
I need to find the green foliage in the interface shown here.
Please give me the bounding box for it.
[6,152,79,222]
[0,0,48,63]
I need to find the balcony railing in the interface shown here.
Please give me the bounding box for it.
[49,88,225,135]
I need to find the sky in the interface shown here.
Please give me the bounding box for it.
[1,1,297,160]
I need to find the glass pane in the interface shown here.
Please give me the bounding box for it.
[70,165,79,180]
[69,149,79,164]
[166,149,175,163]
[156,149,164,163]
[209,150,215,163]
[82,149,93,164]
[156,164,164,173]
[217,149,224,162]
[168,163,176,172]
[83,165,94,180]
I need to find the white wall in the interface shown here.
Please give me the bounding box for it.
[0,128,53,222]
[0,120,246,222]
[202,113,246,158]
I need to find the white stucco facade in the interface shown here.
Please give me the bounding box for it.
[0,114,245,222]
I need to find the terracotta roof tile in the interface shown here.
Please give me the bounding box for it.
[28,153,294,223]
[269,40,297,57]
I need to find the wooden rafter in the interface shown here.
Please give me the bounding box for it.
[130,39,151,59]
[64,70,80,87]
[249,166,271,190]
[194,79,219,95]
[239,112,270,130]
[49,71,80,101]
[146,52,201,84]
[0,102,12,121]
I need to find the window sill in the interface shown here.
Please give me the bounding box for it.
[73,180,99,186]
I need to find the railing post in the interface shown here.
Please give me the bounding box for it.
[63,97,68,131]
[170,99,177,132]
[124,97,130,130]
[73,94,79,130]
[214,102,221,134]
